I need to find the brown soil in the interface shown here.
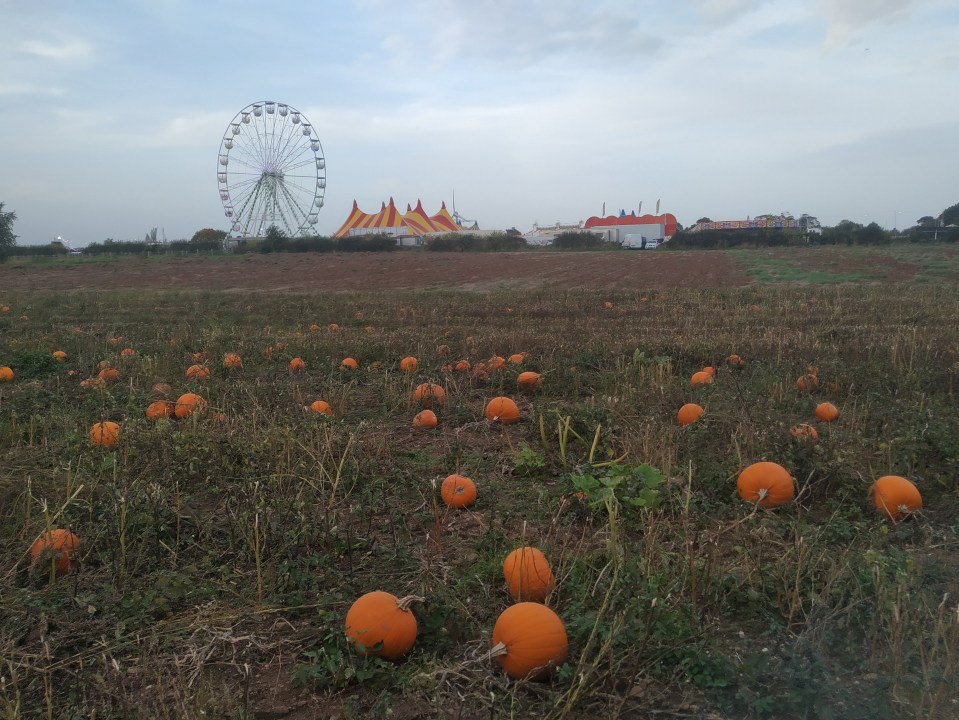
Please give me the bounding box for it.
[0,251,750,292]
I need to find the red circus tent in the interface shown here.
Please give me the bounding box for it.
[334,198,460,238]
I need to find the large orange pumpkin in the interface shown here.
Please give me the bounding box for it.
[90,421,120,447]
[815,402,839,422]
[871,475,922,521]
[503,546,555,602]
[517,371,542,388]
[174,392,206,419]
[677,403,704,426]
[690,371,712,389]
[491,603,568,680]
[412,409,438,428]
[30,529,80,577]
[413,383,446,408]
[308,400,334,415]
[441,474,477,509]
[146,400,175,420]
[186,364,211,381]
[737,461,795,508]
[485,397,520,424]
[345,591,420,660]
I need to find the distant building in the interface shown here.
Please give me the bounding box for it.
[583,210,678,248]
[333,198,460,243]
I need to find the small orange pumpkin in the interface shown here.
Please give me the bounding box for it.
[486,356,507,371]
[146,400,175,420]
[677,403,704,426]
[690,371,712,389]
[186,364,211,381]
[503,546,555,602]
[90,421,120,448]
[796,374,819,392]
[413,383,446,408]
[328,323,340,331]
[871,475,922,521]
[508,353,525,365]
[223,353,243,369]
[308,400,334,415]
[815,402,839,422]
[52,351,68,363]
[30,529,80,577]
[737,461,795,508]
[97,367,119,382]
[603,300,614,309]
[345,591,420,660]
[120,348,136,358]
[491,603,568,680]
[399,356,418,372]
[789,423,819,444]
[174,392,206,419]
[485,397,520,424]
[0,366,13,382]
[412,409,438,428]
[441,474,477,509]
[340,357,359,370]
[727,354,744,367]
[454,359,471,372]
[288,357,306,372]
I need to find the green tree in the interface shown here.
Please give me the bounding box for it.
[0,202,17,260]
[190,228,228,243]
[940,203,959,226]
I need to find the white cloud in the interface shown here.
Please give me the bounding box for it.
[19,37,93,61]
[816,0,926,45]
[0,83,64,97]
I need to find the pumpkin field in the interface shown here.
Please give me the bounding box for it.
[1,248,959,719]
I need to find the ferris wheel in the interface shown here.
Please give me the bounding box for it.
[217,101,326,237]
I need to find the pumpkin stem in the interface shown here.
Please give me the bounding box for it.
[395,595,425,612]
[757,488,769,503]
[489,641,508,659]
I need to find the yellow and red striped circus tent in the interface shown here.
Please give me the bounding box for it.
[334,198,461,238]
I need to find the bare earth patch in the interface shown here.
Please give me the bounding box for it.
[0,251,751,292]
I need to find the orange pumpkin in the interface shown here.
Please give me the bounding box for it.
[309,323,320,333]
[223,353,243,369]
[340,357,359,370]
[508,353,525,365]
[503,546,555,602]
[90,421,120,448]
[702,366,716,378]
[52,351,68,363]
[676,403,704,426]
[690,371,712,389]
[789,423,819,444]
[30,529,80,577]
[329,323,340,331]
[485,397,520,424]
[174,392,206,419]
[0,366,13,382]
[412,409,438,428]
[491,603,568,680]
[454,359,471,373]
[186,364,211,381]
[796,374,819,392]
[517,371,542,388]
[815,402,839,422]
[399,356,418,372]
[345,591,420,660]
[737,462,795,508]
[97,367,119,382]
[603,300,614,309]
[288,357,306,372]
[413,383,446,408]
[146,400,175,420]
[727,354,744,367]
[871,475,922,521]
[441,474,477,509]
[486,356,507,371]
[120,348,136,358]
[309,400,334,415]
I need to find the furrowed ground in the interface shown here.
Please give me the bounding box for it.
[1,245,958,719]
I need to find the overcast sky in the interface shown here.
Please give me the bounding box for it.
[1,0,957,246]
